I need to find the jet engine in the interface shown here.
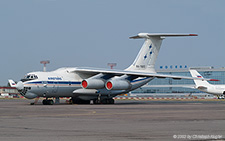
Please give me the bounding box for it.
[81,79,105,89]
[105,79,131,90]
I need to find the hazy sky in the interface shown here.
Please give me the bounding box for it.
[0,0,225,85]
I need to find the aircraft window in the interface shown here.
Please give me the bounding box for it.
[21,74,38,82]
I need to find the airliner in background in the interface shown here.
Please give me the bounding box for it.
[9,32,209,105]
[190,69,224,99]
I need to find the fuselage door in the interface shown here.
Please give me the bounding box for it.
[52,81,58,93]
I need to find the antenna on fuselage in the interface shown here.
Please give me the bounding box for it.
[40,60,50,72]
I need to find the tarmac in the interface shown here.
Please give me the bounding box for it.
[0,98,225,141]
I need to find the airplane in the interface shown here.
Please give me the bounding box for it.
[189,69,225,99]
[9,32,209,105]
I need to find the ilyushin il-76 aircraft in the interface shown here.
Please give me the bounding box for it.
[9,32,210,105]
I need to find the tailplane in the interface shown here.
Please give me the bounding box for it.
[125,33,197,73]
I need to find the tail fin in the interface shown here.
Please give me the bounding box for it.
[125,33,197,73]
[8,79,17,87]
[8,79,24,90]
[189,69,211,87]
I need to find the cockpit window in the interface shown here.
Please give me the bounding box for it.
[21,74,38,82]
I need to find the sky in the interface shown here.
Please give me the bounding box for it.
[0,0,225,85]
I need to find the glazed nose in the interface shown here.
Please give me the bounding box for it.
[16,81,24,90]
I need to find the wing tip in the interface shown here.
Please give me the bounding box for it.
[189,34,198,36]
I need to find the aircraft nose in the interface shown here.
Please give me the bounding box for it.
[16,81,24,90]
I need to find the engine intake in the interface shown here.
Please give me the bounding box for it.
[105,79,131,90]
[81,79,105,89]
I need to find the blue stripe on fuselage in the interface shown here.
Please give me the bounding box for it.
[26,78,148,86]
[26,81,81,85]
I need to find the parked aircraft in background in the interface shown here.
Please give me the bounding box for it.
[9,32,205,105]
[189,69,224,99]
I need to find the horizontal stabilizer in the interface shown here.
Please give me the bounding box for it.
[197,86,208,89]
[129,33,198,39]
[209,79,220,81]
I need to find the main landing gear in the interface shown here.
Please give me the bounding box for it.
[30,97,59,105]
[90,98,115,104]
[217,95,225,99]
[30,97,39,105]
[70,97,115,105]
[42,98,54,105]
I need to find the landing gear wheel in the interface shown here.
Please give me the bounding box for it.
[42,99,54,105]
[108,98,114,104]
[42,99,47,105]
[49,100,54,105]
[90,100,94,105]
[94,99,101,104]
[71,98,89,104]
[92,98,114,104]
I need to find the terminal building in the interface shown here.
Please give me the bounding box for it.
[0,87,18,98]
[132,66,225,96]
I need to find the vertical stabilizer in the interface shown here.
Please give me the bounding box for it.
[125,33,197,73]
[189,69,211,87]
[8,79,17,87]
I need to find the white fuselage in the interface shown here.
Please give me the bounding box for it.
[198,85,225,95]
[20,67,153,100]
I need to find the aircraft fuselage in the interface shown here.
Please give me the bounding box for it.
[20,67,153,101]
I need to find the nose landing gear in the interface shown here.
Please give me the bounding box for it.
[30,97,40,105]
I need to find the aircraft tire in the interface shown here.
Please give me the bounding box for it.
[72,98,89,104]
[90,100,94,105]
[94,98,114,104]
[42,99,54,105]
[42,100,47,105]
[48,100,54,105]
[108,98,114,104]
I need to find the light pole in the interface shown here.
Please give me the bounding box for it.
[40,60,50,72]
[107,63,117,69]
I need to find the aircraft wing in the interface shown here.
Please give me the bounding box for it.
[72,67,213,81]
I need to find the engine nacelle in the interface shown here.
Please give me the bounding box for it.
[105,79,131,90]
[81,79,105,89]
